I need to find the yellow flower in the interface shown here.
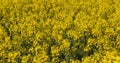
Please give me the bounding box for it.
[105,27,115,34]
[62,39,70,49]
[0,27,3,35]
[51,46,59,57]
[8,52,14,58]
[92,28,100,36]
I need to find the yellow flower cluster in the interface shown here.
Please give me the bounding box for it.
[0,0,120,63]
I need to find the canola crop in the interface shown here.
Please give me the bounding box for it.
[0,0,120,63]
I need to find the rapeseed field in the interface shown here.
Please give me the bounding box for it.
[0,0,120,63]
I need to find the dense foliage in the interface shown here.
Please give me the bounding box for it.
[0,0,120,63]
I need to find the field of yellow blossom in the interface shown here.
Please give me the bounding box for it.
[0,0,120,63]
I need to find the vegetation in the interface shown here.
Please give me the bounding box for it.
[0,0,120,63]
